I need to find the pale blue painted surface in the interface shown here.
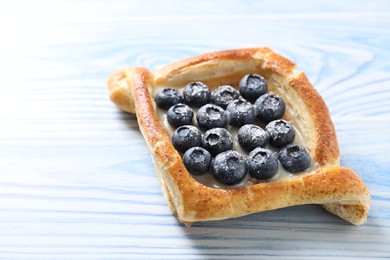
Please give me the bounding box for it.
[0,0,389,259]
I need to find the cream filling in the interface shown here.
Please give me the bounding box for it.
[152,85,318,188]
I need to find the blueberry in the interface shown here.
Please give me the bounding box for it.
[155,88,182,109]
[196,104,227,130]
[248,148,278,180]
[226,100,255,127]
[278,144,311,173]
[254,93,286,123]
[183,82,211,107]
[212,150,247,185]
[239,74,268,103]
[265,119,295,148]
[183,147,212,175]
[172,125,202,153]
[211,85,239,109]
[167,103,193,127]
[203,128,233,156]
[237,124,268,152]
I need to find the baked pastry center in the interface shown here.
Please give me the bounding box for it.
[107,47,370,226]
[152,82,319,189]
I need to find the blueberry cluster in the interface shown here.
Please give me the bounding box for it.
[155,74,311,186]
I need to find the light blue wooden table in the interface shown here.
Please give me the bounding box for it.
[0,1,389,259]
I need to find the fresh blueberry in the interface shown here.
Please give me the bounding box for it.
[183,147,212,175]
[254,93,286,123]
[183,82,211,107]
[266,119,295,148]
[226,99,255,127]
[239,74,268,103]
[212,150,248,185]
[278,144,311,173]
[196,104,227,130]
[155,88,182,109]
[248,148,278,180]
[172,125,202,153]
[237,124,268,152]
[211,85,239,109]
[167,103,193,127]
[203,128,233,156]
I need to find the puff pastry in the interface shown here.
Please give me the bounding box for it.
[107,47,370,225]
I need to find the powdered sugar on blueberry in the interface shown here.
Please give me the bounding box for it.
[155,73,312,187]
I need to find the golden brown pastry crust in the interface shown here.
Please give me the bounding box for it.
[107,48,370,225]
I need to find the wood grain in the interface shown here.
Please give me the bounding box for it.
[0,0,389,259]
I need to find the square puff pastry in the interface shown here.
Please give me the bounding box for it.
[107,48,370,226]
